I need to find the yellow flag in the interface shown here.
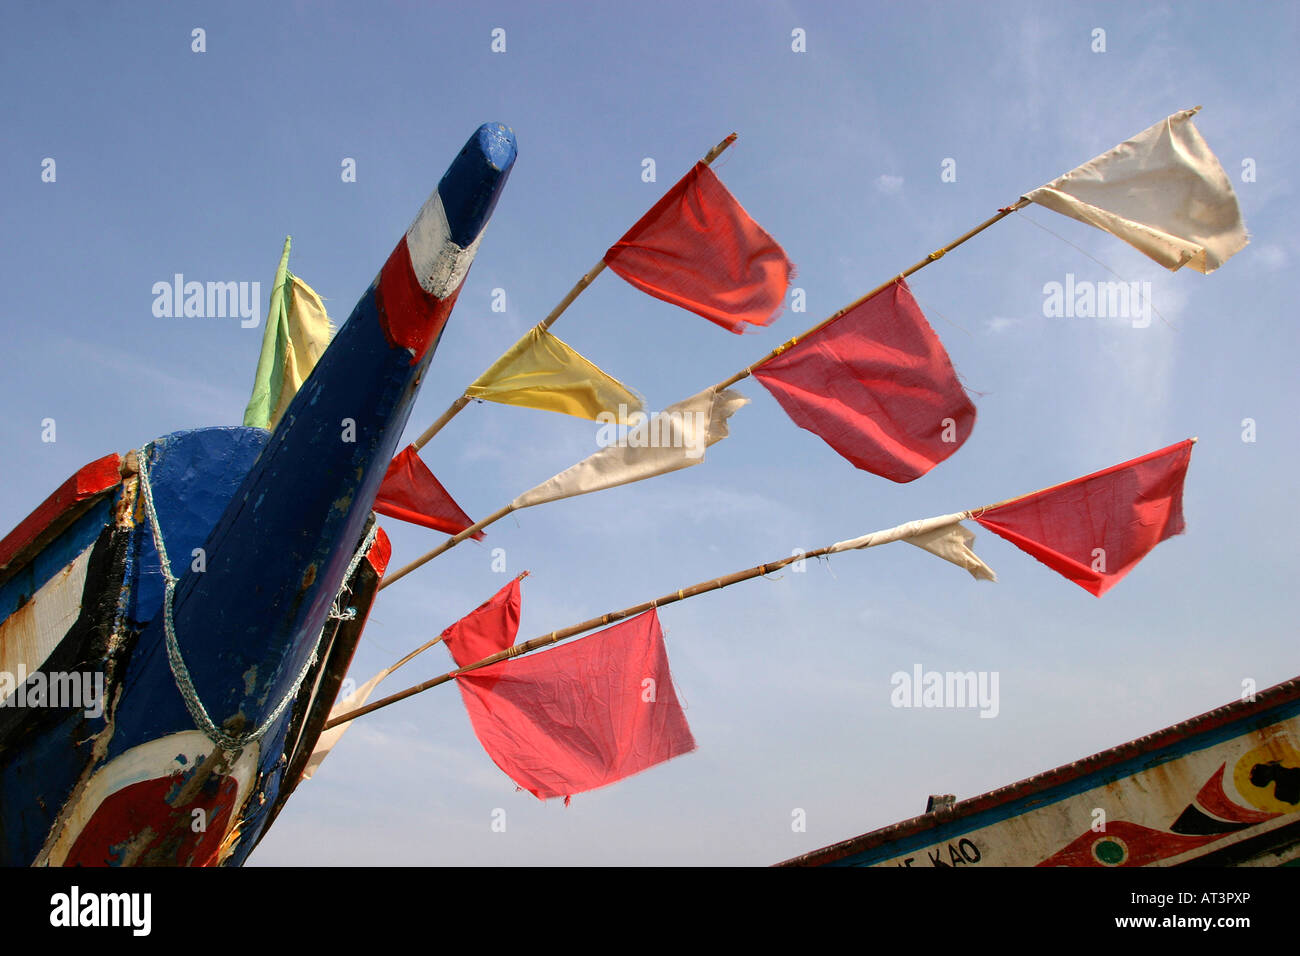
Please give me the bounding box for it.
[244,236,335,430]
[267,275,334,429]
[465,327,642,421]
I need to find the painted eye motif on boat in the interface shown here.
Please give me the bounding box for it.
[1090,836,1127,866]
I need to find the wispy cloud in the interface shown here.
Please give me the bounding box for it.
[874,174,904,195]
[55,335,247,421]
[1254,244,1288,271]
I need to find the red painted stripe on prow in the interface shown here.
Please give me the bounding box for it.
[0,453,122,572]
[366,526,392,575]
[376,236,461,365]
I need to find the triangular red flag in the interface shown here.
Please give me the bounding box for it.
[972,440,1194,596]
[603,163,793,334]
[752,278,975,482]
[456,609,696,802]
[441,576,523,683]
[373,445,482,539]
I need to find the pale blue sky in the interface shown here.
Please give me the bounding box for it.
[2,1,1297,864]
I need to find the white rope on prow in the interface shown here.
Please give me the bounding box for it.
[136,441,378,755]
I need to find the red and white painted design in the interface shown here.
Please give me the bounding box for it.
[375,191,489,364]
[39,731,260,867]
[405,191,484,299]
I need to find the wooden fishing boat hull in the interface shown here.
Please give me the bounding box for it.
[0,123,517,865]
[0,430,390,865]
[780,676,1300,867]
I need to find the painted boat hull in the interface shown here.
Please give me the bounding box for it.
[0,124,516,865]
[779,676,1300,867]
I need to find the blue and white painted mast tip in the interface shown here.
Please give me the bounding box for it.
[437,123,518,247]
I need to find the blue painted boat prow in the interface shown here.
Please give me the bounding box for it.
[438,123,516,246]
[0,124,516,866]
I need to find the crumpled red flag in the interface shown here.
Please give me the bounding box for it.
[604,162,794,334]
[753,278,975,482]
[442,576,523,686]
[457,609,696,802]
[373,444,481,539]
[973,440,1194,596]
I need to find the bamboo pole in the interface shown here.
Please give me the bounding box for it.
[411,396,471,450]
[379,503,516,591]
[376,454,610,591]
[383,570,532,670]
[409,132,740,452]
[334,436,1196,727]
[385,638,442,674]
[714,197,1030,392]
[327,541,823,729]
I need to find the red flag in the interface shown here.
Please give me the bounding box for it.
[457,610,696,802]
[973,440,1194,596]
[373,445,482,539]
[603,163,793,334]
[441,576,523,680]
[752,278,975,482]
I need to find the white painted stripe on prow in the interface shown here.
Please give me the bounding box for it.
[0,545,93,705]
[405,192,486,299]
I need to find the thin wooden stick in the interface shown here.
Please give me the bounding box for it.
[382,570,531,672]
[378,504,516,591]
[386,638,442,674]
[714,198,1030,392]
[537,260,606,333]
[408,132,740,452]
[412,396,471,451]
[327,542,821,729]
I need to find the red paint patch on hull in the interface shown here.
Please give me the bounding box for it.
[65,773,240,867]
[0,453,121,573]
[376,237,460,365]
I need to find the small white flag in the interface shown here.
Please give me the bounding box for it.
[302,667,391,780]
[510,387,748,510]
[829,513,996,582]
[1026,107,1247,273]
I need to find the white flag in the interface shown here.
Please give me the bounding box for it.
[1025,107,1247,274]
[510,387,748,510]
[302,667,391,780]
[829,512,996,582]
